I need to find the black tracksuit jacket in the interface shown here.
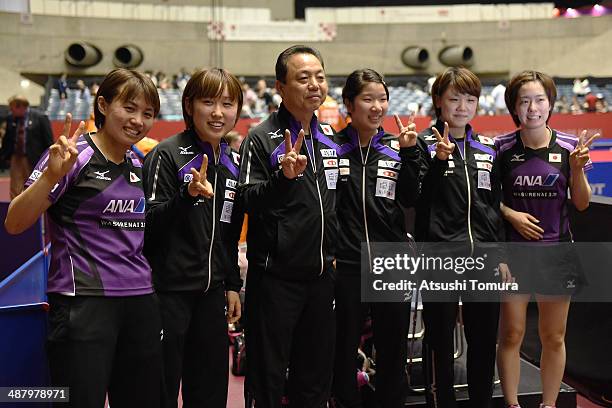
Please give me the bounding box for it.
[333,124,420,272]
[142,129,243,293]
[238,104,339,280]
[415,121,505,249]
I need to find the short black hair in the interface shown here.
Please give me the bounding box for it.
[275,45,324,83]
[505,70,557,127]
[94,68,159,129]
[342,69,389,106]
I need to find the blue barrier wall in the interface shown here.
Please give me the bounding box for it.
[0,249,50,397]
[0,201,45,281]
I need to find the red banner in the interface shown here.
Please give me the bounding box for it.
[51,112,612,143]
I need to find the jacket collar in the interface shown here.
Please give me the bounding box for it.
[433,119,474,143]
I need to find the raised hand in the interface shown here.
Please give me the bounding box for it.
[281,129,307,179]
[432,122,455,161]
[570,130,599,172]
[188,154,214,198]
[46,113,85,183]
[394,113,418,148]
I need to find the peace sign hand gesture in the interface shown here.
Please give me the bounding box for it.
[394,113,418,148]
[569,130,599,172]
[281,129,307,179]
[432,122,455,161]
[46,113,85,183]
[188,154,214,198]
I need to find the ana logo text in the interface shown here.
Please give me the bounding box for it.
[513,174,559,187]
[103,197,145,213]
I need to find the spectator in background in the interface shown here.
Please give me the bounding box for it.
[554,95,570,114]
[267,102,279,114]
[0,120,7,159]
[225,130,243,152]
[584,92,598,113]
[271,90,282,110]
[171,74,179,90]
[76,79,92,106]
[416,103,428,116]
[177,67,191,91]
[57,73,68,100]
[255,78,273,107]
[570,95,583,114]
[145,70,158,87]
[426,74,437,94]
[317,94,344,131]
[0,95,53,199]
[572,77,590,97]
[157,72,171,90]
[595,93,608,113]
[491,83,507,115]
[90,81,100,97]
[240,80,258,118]
[479,94,493,116]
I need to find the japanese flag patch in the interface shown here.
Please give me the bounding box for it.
[479,136,495,145]
[320,124,334,136]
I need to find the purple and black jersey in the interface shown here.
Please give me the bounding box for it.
[25,133,153,296]
[496,129,593,243]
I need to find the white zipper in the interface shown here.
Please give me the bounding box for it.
[304,130,325,276]
[431,349,438,407]
[359,137,373,272]
[457,138,474,255]
[205,155,219,292]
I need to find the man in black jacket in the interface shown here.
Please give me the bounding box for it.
[0,95,53,199]
[239,45,339,408]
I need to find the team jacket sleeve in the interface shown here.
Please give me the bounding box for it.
[397,145,421,208]
[143,147,198,240]
[238,133,295,214]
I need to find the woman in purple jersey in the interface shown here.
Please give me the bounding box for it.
[5,69,163,408]
[496,71,598,408]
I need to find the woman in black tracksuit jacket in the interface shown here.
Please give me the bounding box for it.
[332,68,420,408]
[416,67,508,408]
[143,68,244,408]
